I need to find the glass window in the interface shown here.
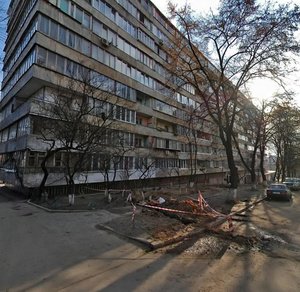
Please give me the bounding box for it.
[68,31,75,48]
[124,42,130,55]
[83,12,90,28]
[92,19,101,36]
[40,16,49,34]
[115,58,121,72]
[72,63,78,78]
[92,44,97,59]
[50,21,58,39]
[56,55,65,73]
[9,124,17,140]
[37,47,47,65]
[28,151,36,167]
[117,36,123,50]
[109,54,115,68]
[78,66,89,81]
[75,7,83,23]
[93,0,100,10]
[70,3,75,17]
[130,46,136,58]
[99,0,105,13]
[81,38,91,55]
[75,35,81,51]
[66,59,73,76]
[103,51,109,66]
[60,0,69,13]
[107,30,116,44]
[97,47,104,62]
[59,26,67,44]
[48,51,56,69]
[37,152,46,166]
[101,25,108,39]
[55,152,62,167]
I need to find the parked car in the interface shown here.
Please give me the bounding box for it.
[283,177,300,191]
[266,183,292,201]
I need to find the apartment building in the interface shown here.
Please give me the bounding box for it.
[0,0,253,188]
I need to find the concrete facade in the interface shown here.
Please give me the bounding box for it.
[0,0,261,188]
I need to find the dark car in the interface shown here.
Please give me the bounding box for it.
[266,183,292,201]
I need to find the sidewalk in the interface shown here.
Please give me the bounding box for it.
[5,183,267,249]
[31,184,266,213]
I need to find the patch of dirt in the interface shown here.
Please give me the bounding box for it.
[37,185,228,211]
[105,207,189,241]
[36,185,271,258]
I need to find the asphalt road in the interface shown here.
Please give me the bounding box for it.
[0,187,300,291]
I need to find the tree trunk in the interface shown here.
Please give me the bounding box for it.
[259,148,267,186]
[226,147,238,187]
[225,147,239,201]
[38,149,59,200]
[39,158,50,200]
[68,178,75,205]
[250,169,257,190]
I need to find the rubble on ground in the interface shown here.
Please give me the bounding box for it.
[34,185,279,257]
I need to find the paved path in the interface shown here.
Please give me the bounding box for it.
[0,193,143,291]
[1,186,300,292]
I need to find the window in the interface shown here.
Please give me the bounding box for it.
[59,26,67,44]
[75,35,82,51]
[81,38,91,55]
[50,21,58,39]
[56,55,65,73]
[83,12,91,28]
[48,51,56,69]
[40,16,49,34]
[66,59,76,76]
[28,151,36,167]
[93,19,102,36]
[92,154,99,170]
[37,152,46,166]
[118,156,134,170]
[37,47,47,65]
[68,31,75,48]
[75,7,83,23]
[60,0,69,13]
[8,124,17,140]
[17,117,30,137]
[55,152,63,167]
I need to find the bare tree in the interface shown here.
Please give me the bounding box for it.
[257,100,279,186]
[166,0,300,199]
[34,71,116,199]
[97,130,132,189]
[135,153,156,180]
[183,103,210,182]
[269,97,300,181]
[232,100,263,189]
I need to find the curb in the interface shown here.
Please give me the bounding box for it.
[95,223,154,251]
[26,200,95,213]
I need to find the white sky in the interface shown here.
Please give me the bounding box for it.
[151,0,300,105]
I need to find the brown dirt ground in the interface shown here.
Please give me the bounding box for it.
[37,185,237,248]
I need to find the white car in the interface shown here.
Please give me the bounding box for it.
[283,178,300,190]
